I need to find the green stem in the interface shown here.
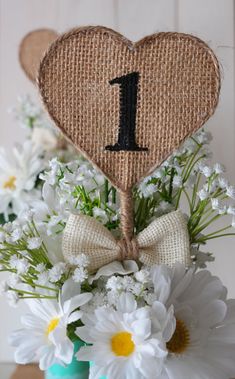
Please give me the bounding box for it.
[104,179,109,203]
[197,233,235,242]
[9,288,56,299]
[192,214,221,237]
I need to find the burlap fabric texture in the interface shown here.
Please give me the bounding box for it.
[38,26,220,192]
[62,210,191,272]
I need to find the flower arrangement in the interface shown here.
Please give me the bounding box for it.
[0,96,76,223]
[0,130,235,378]
[1,26,235,379]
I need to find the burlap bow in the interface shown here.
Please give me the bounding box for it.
[62,210,191,272]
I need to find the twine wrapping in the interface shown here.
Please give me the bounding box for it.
[62,210,191,272]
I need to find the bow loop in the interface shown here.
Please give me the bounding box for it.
[62,210,191,272]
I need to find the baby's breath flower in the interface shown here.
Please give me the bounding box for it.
[16,258,29,275]
[93,207,108,223]
[107,290,120,307]
[140,183,158,198]
[214,163,225,174]
[211,198,226,214]
[134,269,150,283]
[68,254,90,268]
[153,168,165,179]
[196,130,212,144]
[158,201,173,213]
[131,282,143,296]
[226,186,235,200]
[197,189,209,200]
[143,292,158,305]
[81,292,107,313]
[121,276,135,292]
[172,175,183,188]
[9,255,20,269]
[72,267,88,283]
[49,262,67,283]
[11,228,23,242]
[27,237,42,250]
[200,165,213,178]
[227,205,235,216]
[36,271,50,285]
[106,276,123,291]
[218,177,229,189]
[36,263,46,273]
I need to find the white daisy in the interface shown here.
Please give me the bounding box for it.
[9,279,92,370]
[76,292,175,379]
[151,264,235,379]
[0,141,44,219]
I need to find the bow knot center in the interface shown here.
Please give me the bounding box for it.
[117,238,139,261]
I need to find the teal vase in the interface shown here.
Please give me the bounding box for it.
[45,339,90,379]
[89,362,106,379]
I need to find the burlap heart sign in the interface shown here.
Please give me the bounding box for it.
[38,26,220,266]
[19,28,58,82]
[38,26,220,194]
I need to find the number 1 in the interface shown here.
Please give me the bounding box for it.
[105,72,148,152]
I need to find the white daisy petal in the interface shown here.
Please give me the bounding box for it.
[68,311,83,324]
[54,338,74,364]
[63,293,92,315]
[199,300,227,327]
[117,292,137,314]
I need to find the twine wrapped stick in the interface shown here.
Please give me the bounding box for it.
[118,191,137,259]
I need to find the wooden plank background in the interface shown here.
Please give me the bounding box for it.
[0,0,234,362]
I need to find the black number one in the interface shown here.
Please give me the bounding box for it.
[105,72,148,152]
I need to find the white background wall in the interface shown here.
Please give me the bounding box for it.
[0,0,234,362]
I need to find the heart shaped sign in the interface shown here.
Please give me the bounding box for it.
[19,28,58,82]
[38,26,220,192]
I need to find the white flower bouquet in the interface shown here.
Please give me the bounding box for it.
[0,96,76,223]
[1,25,235,379]
[0,130,235,379]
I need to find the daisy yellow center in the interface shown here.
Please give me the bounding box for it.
[46,317,60,336]
[111,331,135,357]
[3,176,16,190]
[167,319,190,354]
